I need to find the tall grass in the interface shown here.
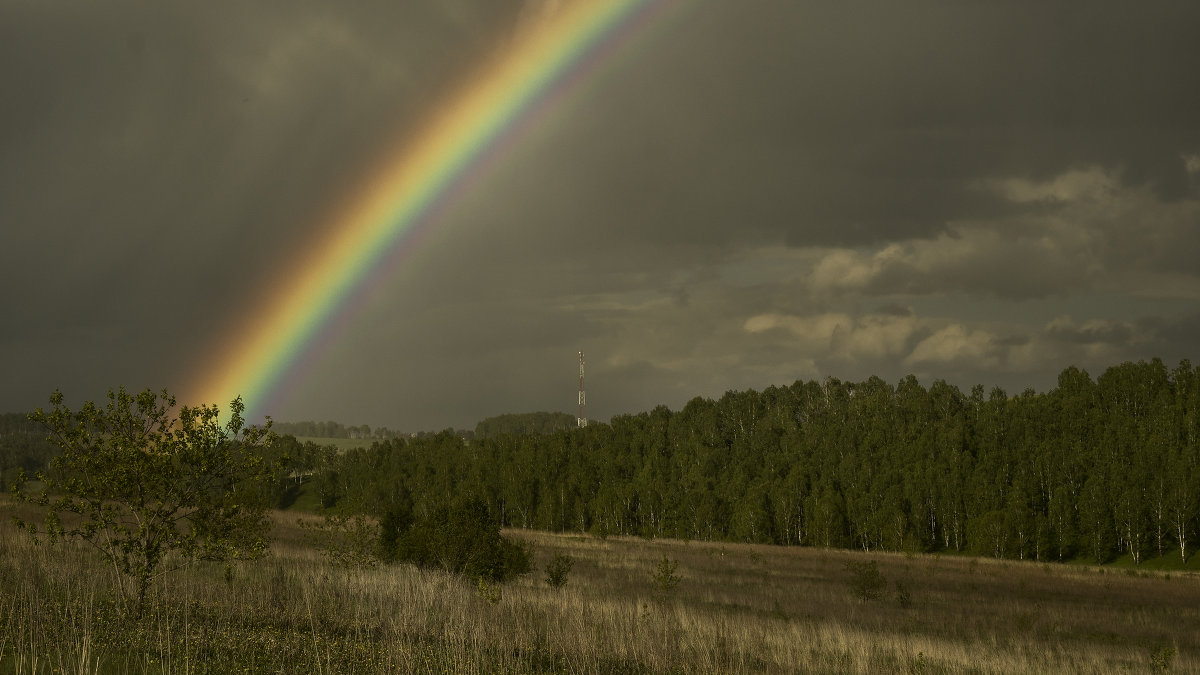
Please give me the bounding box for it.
[3,500,1199,673]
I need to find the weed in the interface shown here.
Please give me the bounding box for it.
[476,577,502,606]
[895,580,913,609]
[1150,642,1176,672]
[908,650,929,674]
[299,512,380,569]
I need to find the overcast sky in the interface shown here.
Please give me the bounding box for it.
[3,1,1199,432]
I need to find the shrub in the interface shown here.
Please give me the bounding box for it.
[380,495,531,582]
[545,552,575,589]
[844,560,887,602]
[300,512,381,568]
[895,580,913,609]
[650,554,681,600]
[376,490,414,562]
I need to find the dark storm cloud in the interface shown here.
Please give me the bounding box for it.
[3,0,1199,429]
[1044,317,1139,348]
[0,0,526,411]
[502,0,1200,254]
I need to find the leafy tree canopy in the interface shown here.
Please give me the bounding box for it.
[13,387,275,612]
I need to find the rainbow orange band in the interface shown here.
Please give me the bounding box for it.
[187,0,679,419]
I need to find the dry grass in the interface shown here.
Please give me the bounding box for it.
[2,497,1199,673]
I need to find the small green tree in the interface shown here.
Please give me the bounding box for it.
[545,552,575,589]
[650,554,681,600]
[844,560,887,602]
[12,388,274,613]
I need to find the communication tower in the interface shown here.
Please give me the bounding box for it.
[577,351,587,428]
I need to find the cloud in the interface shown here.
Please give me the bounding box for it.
[4,2,1200,429]
[805,223,1098,300]
[1043,315,1139,347]
[737,304,1183,391]
[801,164,1200,301]
[984,166,1119,204]
[905,324,999,368]
[744,311,920,364]
[1185,153,1200,178]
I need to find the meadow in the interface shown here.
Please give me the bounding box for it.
[2,496,1199,673]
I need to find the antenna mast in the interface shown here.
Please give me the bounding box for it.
[577,351,587,428]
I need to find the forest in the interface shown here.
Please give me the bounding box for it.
[271,418,407,440]
[0,412,57,489]
[294,358,1199,567]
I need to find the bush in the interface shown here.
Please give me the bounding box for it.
[844,560,887,602]
[650,554,681,600]
[895,580,913,609]
[380,496,531,582]
[545,552,575,589]
[300,512,380,568]
[376,489,414,562]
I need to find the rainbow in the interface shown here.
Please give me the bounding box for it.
[187,0,679,420]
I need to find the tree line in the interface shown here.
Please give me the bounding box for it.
[272,419,407,440]
[474,412,576,439]
[0,412,59,487]
[315,358,1199,566]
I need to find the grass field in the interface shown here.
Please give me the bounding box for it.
[2,496,1199,673]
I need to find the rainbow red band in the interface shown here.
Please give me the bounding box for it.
[185,0,680,420]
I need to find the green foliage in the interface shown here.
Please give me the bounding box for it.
[1149,642,1176,672]
[376,487,414,561]
[474,412,576,439]
[844,560,887,602]
[300,512,381,568]
[305,358,1200,569]
[256,434,336,509]
[271,419,405,440]
[380,496,531,582]
[476,577,502,605]
[11,388,274,612]
[315,468,342,508]
[0,411,59,486]
[544,552,574,589]
[650,554,681,600]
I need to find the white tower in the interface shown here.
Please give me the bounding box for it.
[577,351,587,428]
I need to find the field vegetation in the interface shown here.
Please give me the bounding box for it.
[3,495,1199,673]
[5,360,1200,671]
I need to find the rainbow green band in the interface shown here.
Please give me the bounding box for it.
[188,0,676,419]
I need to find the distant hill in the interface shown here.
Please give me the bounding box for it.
[474,412,575,438]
